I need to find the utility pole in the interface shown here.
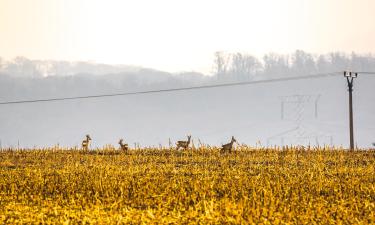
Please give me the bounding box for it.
[344,71,357,151]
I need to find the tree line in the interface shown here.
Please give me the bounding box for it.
[0,50,374,83]
[213,50,375,81]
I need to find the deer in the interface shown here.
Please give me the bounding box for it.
[176,135,191,150]
[82,134,91,151]
[119,139,129,151]
[221,136,237,153]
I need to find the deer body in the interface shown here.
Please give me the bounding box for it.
[82,135,91,151]
[221,136,237,153]
[119,139,129,151]
[176,135,191,150]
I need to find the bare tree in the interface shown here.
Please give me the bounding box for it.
[329,52,350,71]
[230,53,261,80]
[291,50,316,75]
[213,51,229,80]
[316,55,330,73]
[263,53,290,77]
[0,57,3,71]
[5,57,40,77]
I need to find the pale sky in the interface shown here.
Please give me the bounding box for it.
[1,0,375,74]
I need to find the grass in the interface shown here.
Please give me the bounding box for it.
[0,146,374,224]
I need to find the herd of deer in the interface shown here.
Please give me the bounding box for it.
[81,135,237,153]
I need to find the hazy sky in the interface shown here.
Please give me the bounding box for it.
[1,0,375,73]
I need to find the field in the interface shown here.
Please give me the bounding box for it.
[0,146,374,224]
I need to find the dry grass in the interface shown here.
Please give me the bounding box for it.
[0,146,374,224]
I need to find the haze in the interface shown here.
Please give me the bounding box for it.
[1,0,375,73]
[0,0,374,148]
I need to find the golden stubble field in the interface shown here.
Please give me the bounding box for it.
[0,146,374,224]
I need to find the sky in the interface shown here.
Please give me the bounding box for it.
[1,0,375,74]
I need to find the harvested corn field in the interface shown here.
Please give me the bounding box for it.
[0,147,374,224]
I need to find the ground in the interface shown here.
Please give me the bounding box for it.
[0,146,374,224]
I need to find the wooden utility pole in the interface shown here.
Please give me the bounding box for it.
[344,71,357,151]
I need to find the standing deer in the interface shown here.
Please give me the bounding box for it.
[82,135,91,151]
[221,136,237,153]
[119,139,128,151]
[176,135,191,150]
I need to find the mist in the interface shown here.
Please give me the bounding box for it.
[0,51,374,148]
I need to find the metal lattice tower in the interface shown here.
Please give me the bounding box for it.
[267,94,333,146]
[280,94,320,124]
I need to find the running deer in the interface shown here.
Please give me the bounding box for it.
[221,136,237,153]
[119,139,128,151]
[82,135,91,151]
[176,135,191,150]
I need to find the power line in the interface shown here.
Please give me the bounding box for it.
[0,72,341,105]
[356,72,375,75]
